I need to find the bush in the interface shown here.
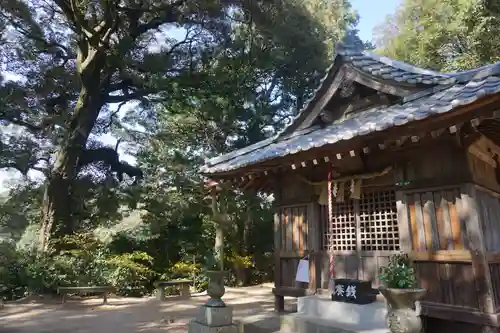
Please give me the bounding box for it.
[105,251,156,296]
[378,253,417,289]
[0,242,27,300]
[0,233,159,300]
[160,261,206,294]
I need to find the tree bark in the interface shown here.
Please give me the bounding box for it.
[38,83,104,252]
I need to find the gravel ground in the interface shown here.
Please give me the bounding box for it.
[0,283,296,333]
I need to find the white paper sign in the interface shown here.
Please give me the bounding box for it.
[295,259,310,283]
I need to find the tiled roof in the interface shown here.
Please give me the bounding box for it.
[339,48,455,85]
[200,44,500,175]
[201,75,500,175]
[341,47,500,85]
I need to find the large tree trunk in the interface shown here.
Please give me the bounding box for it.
[38,83,104,252]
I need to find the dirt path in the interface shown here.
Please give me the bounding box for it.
[0,284,296,333]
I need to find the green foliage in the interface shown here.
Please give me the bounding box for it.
[228,254,254,269]
[0,233,158,300]
[160,261,207,294]
[105,252,156,297]
[374,0,500,71]
[0,0,369,300]
[378,253,417,289]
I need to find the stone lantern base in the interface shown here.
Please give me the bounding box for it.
[188,305,239,333]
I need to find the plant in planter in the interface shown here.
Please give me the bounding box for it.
[203,254,226,308]
[378,253,426,333]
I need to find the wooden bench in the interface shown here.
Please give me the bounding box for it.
[57,286,114,305]
[272,287,309,312]
[154,279,192,301]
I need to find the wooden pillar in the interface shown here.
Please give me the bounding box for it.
[273,178,284,312]
[460,183,495,314]
[308,202,321,293]
[274,210,282,289]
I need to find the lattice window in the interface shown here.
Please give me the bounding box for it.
[323,189,400,252]
[325,198,357,251]
[359,191,400,251]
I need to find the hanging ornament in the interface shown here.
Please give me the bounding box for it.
[336,182,345,203]
[351,179,362,200]
[332,182,338,198]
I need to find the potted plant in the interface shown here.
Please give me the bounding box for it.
[377,253,426,333]
[203,254,226,308]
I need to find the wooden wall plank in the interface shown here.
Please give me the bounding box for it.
[461,184,495,313]
[475,188,500,252]
[489,195,500,252]
[423,192,440,250]
[396,191,411,252]
[489,264,500,311]
[417,262,441,302]
[304,206,309,249]
[408,196,419,250]
[446,189,463,250]
[414,193,427,250]
[450,263,479,309]
[286,209,292,250]
[298,207,303,250]
[292,207,298,250]
[438,192,453,250]
[438,263,453,304]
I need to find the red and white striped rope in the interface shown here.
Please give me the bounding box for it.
[327,163,335,280]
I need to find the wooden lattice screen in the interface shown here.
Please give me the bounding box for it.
[324,190,400,252]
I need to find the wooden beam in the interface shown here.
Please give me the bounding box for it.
[297,66,347,130]
[333,93,392,118]
[411,250,472,262]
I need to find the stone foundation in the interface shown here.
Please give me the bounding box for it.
[280,295,389,333]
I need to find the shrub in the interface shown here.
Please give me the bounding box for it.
[105,251,156,296]
[160,261,206,294]
[0,242,27,300]
[378,253,417,289]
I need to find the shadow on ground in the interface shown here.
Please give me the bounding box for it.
[0,284,297,333]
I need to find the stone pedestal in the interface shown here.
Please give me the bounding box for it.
[188,305,239,333]
[281,295,389,333]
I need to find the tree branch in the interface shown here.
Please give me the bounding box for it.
[77,147,143,183]
[118,0,187,41]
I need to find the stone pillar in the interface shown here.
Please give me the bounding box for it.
[189,181,238,332]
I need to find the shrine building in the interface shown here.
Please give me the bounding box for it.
[200,42,500,333]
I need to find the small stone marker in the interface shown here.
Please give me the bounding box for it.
[331,279,376,304]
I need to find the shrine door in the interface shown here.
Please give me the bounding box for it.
[322,189,401,288]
